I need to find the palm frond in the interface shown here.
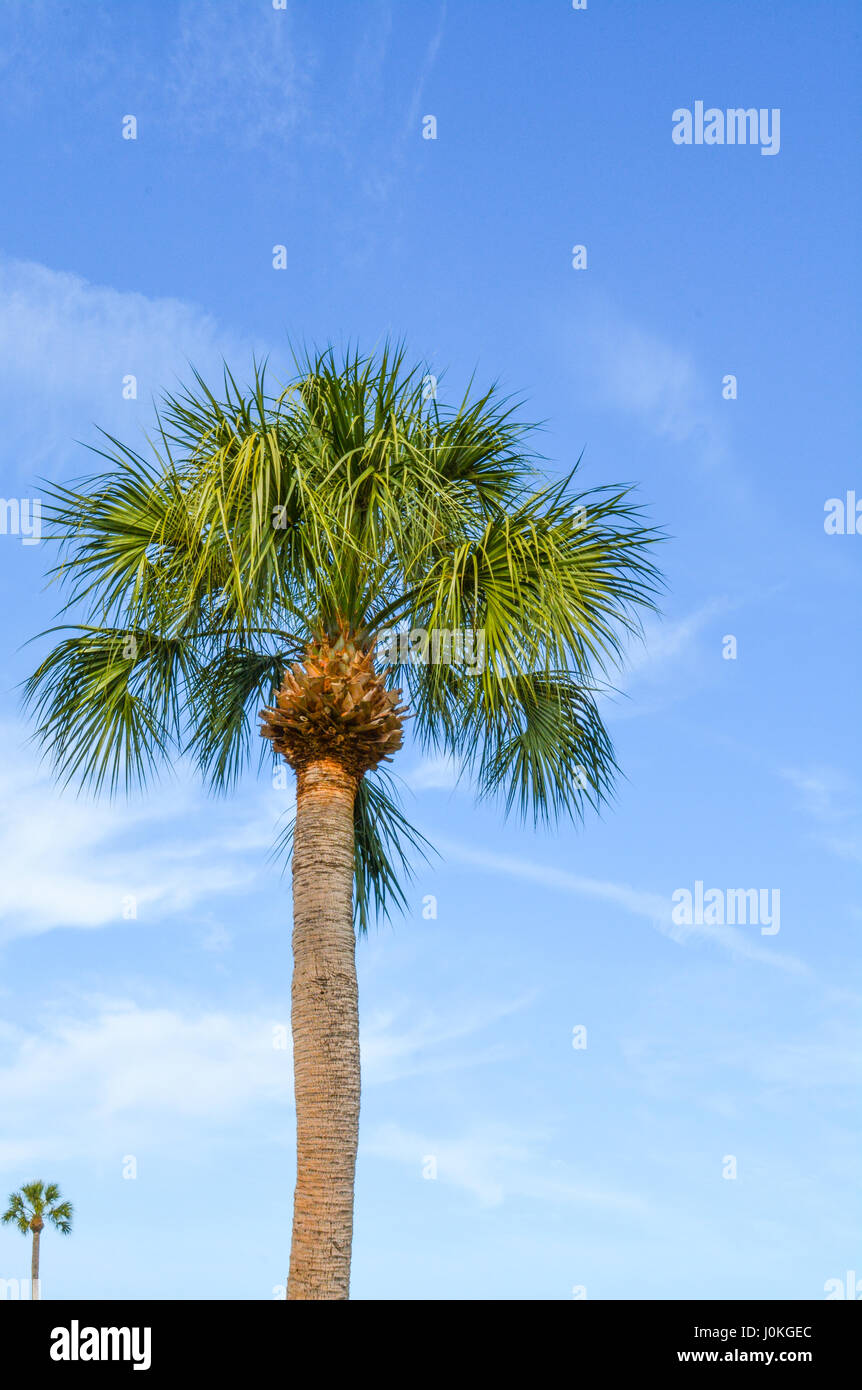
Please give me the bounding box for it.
[47,1200,74,1235]
[1,1192,30,1234]
[24,626,194,794]
[352,772,436,934]
[186,645,295,792]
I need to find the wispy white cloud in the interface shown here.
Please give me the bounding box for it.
[401,2,447,141]
[621,1012,862,1110]
[0,1,311,151]
[572,304,729,472]
[437,841,807,973]
[361,992,533,1084]
[403,754,461,792]
[341,1,447,211]
[0,729,287,942]
[0,2,117,112]
[820,835,862,865]
[780,765,862,863]
[0,999,291,1166]
[742,1022,862,1092]
[601,598,731,718]
[780,766,855,826]
[0,989,529,1168]
[363,1119,647,1212]
[199,920,232,954]
[0,255,250,480]
[166,0,310,148]
[619,601,726,683]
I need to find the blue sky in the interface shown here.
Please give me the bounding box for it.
[0,0,859,1300]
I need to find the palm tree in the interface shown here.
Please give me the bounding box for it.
[25,344,662,1299]
[2,1181,73,1298]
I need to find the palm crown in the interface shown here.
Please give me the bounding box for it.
[25,344,661,927]
[2,1181,73,1235]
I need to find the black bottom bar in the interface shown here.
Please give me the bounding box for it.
[8,1299,859,1375]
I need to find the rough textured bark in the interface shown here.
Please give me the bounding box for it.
[30,1218,42,1300]
[287,757,360,1300]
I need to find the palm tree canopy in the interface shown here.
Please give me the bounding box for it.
[25,344,663,929]
[2,1181,73,1235]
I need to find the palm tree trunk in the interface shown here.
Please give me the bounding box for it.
[31,1227,41,1300]
[287,757,360,1300]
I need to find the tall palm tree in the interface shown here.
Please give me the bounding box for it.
[25,345,662,1299]
[2,1181,73,1298]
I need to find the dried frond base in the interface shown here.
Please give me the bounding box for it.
[261,631,407,777]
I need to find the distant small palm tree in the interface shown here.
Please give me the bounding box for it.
[2,1181,73,1299]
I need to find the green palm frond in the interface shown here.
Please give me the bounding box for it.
[186,644,296,791]
[475,672,618,825]
[24,625,195,794]
[2,1192,30,1235]
[352,772,435,934]
[47,1200,74,1235]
